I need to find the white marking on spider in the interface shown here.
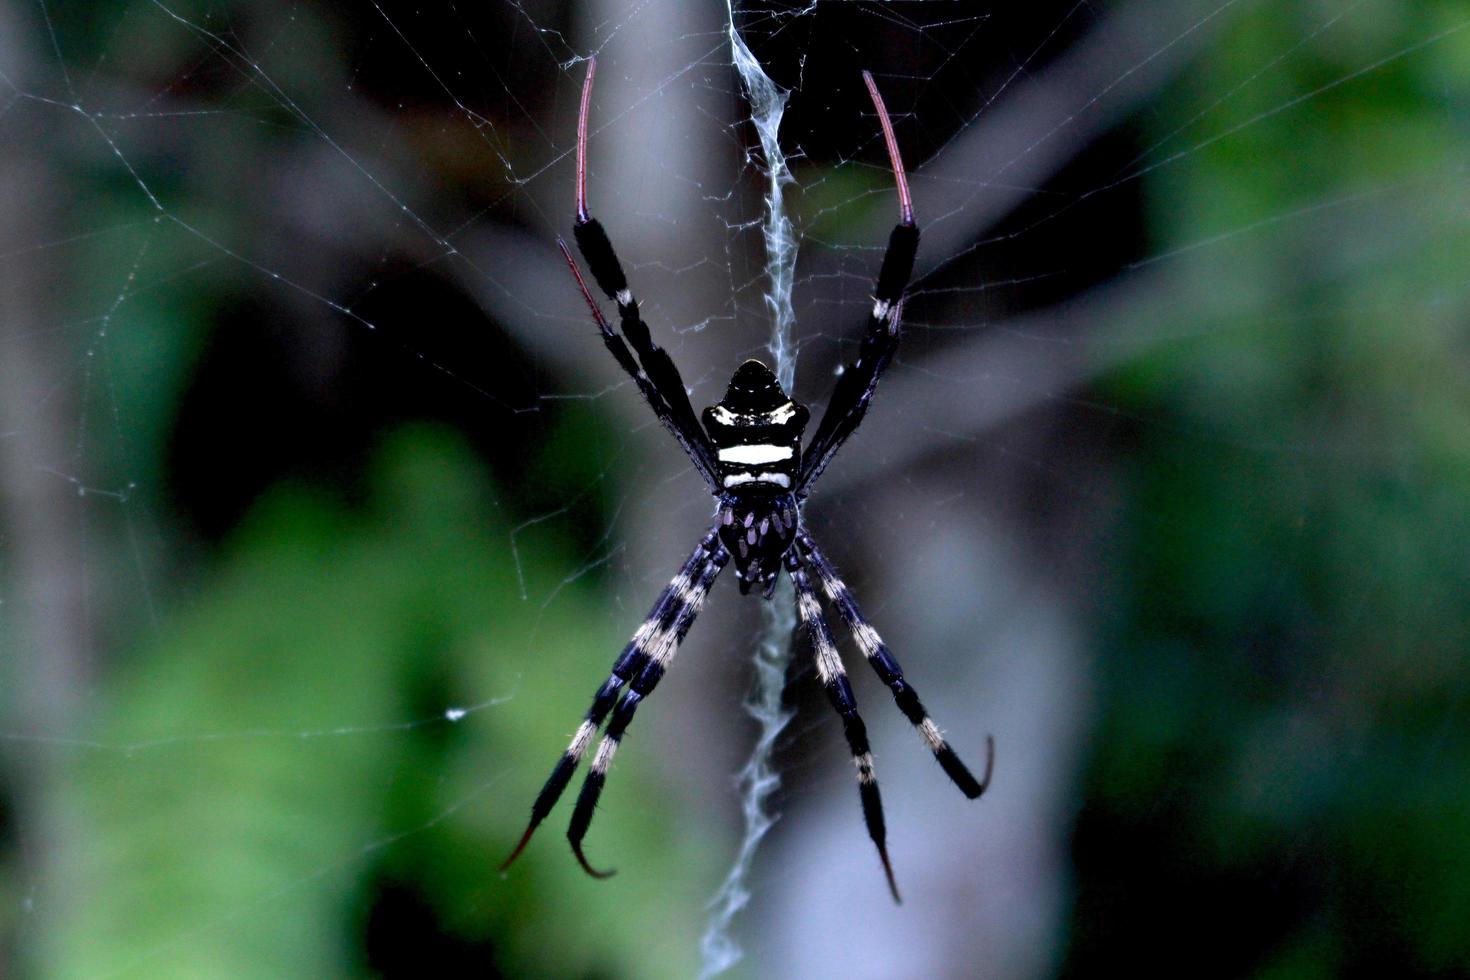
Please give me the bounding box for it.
[568,719,597,758]
[853,622,883,657]
[711,402,799,428]
[648,578,716,666]
[798,594,845,682]
[717,443,793,465]
[814,575,882,653]
[918,718,945,752]
[873,298,892,321]
[769,402,798,424]
[722,472,791,488]
[615,288,633,307]
[814,643,844,684]
[633,572,693,647]
[854,752,877,783]
[592,736,620,774]
[631,621,657,647]
[648,617,684,663]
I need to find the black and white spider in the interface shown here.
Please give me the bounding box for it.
[501,60,993,902]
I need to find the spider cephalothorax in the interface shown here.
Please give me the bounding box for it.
[501,59,993,903]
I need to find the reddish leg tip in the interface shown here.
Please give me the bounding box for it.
[576,57,597,224]
[571,841,617,880]
[500,824,539,873]
[861,70,914,227]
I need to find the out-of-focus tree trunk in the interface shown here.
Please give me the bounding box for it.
[0,4,90,972]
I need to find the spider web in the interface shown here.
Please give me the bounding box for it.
[2,1,1470,977]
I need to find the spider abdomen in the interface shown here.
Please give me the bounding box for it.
[718,492,799,596]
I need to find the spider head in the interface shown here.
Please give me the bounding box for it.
[702,360,809,495]
[721,359,788,411]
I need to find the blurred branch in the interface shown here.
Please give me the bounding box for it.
[899,0,1232,272]
[812,268,1167,496]
[0,2,89,970]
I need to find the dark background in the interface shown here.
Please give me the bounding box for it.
[2,1,1469,976]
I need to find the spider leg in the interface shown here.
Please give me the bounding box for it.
[566,538,730,877]
[789,549,902,904]
[559,242,718,490]
[797,71,920,496]
[566,58,719,488]
[798,530,993,798]
[500,528,721,872]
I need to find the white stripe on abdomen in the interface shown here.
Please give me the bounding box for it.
[723,471,792,489]
[717,443,794,465]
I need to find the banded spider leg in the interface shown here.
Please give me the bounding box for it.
[797,70,921,496]
[799,531,994,799]
[501,529,728,873]
[788,549,902,902]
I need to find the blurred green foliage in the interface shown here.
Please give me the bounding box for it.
[42,431,711,978]
[1068,2,1470,976]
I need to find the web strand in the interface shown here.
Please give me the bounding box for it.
[698,5,803,975]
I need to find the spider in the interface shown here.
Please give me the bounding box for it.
[501,59,994,903]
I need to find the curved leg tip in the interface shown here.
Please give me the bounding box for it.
[935,734,995,800]
[571,841,618,880]
[978,733,995,796]
[500,824,538,873]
